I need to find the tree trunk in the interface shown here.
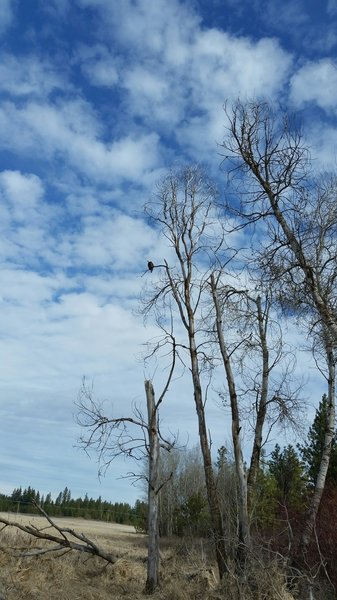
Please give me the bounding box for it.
[247,296,269,511]
[166,260,228,578]
[300,335,336,554]
[189,338,228,578]
[210,274,251,559]
[184,277,228,577]
[145,171,229,580]
[145,380,160,594]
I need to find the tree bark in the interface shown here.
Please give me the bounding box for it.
[187,312,228,577]
[247,296,269,510]
[210,274,251,559]
[145,380,160,594]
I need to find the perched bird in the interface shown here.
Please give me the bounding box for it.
[147,261,154,273]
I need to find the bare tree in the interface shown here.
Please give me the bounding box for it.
[143,164,303,573]
[209,273,301,560]
[76,360,176,593]
[143,165,229,578]
[222,99,337,553]
[222,99,337,346]
[224,288,301,500]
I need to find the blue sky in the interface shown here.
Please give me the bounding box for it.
[0,0,335,504]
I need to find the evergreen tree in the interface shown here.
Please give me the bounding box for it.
[55,492,63,506]
[11,487,22,502]
[44,492,52,506]
[268,444,307,507]
[61,486,71,504]
[298,394,337,485]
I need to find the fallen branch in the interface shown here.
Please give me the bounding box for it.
[0,502,118,564]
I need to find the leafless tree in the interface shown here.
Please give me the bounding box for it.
[222,99,337,345]
[142,165,229,579]
[155,445,207,537]
[76,355,176,593]
[222,98,337,554]
[209,273,302,560]
[143,163,304,572]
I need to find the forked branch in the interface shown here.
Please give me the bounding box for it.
[0,501,118,564]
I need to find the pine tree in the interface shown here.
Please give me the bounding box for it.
[268,444,306,507]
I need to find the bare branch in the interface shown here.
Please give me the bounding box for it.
[0,503,118,564]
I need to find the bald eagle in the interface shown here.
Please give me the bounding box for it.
[148,261,154,273]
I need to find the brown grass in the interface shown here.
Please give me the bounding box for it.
[0,513,296,600]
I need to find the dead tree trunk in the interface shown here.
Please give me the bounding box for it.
[145,380,160,594]
[76,371,177,595]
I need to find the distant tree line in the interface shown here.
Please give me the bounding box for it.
[0,485,147,526]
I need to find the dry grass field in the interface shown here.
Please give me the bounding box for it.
[0,512,297,599]
[0,512,221,600]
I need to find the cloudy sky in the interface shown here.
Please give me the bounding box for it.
[0,0,335,505]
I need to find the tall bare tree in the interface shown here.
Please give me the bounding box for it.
[144,164,303,570]
[143,165,228,578]
[222,98,337,552]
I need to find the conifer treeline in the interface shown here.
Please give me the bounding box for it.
[0,485,147,526]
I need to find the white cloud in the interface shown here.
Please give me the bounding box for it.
[302,121,337,169]
[290,59,337,111]
[0,170,44,221]
[0,265,153,387]
[123,67,181,125]
[0,53,66,98]
[82,58,118,87]
[77,0,200,59]
[0,99,162,184]
[71,0,292,159]
[0,0,293,186]
[70,212,159,269]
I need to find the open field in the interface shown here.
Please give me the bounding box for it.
[0,512,222,600]
[0,512,300,599]
[0,512,135,539]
